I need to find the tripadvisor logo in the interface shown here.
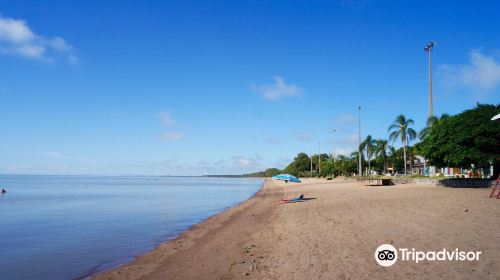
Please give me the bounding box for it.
[375,244,482,267]
[375,244,397,267]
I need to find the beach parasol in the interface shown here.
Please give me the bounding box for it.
[272,174,301,199]
[492,113,500,121]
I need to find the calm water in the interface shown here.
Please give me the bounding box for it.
[0,175,262,280]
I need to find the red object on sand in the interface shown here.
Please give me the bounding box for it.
[489,174,500,199]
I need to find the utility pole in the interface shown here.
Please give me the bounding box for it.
[310,148,313,175]
[331,129,337,164]
[358,106,362,176]
[424,41,435,120]
[318,141,321,175]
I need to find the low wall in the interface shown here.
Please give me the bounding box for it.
[438,178,495,188]
[358,177,496,188]
[396,178,496,188]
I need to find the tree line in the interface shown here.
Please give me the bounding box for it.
[246,103,500,178]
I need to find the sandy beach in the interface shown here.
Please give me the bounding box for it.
[95,178,500,280]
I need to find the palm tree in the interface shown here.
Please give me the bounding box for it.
[360,135,376,175]
[388,114,417,175]
[419,114,450,140]
[388,145,397,172]
[375,139,389,174]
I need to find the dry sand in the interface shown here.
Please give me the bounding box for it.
[95,178,500,280]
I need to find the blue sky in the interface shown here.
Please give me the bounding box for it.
[1,0,499,175]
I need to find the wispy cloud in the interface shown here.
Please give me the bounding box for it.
[336,113,356,125]
[231,154,263,169]
[158,111,176,127]
[162,132,184,141]
[44,151,95,164]
[255,76,303,101]
[158,111,184,141]
[294,131,315,142]
[263,136,282,145]
[0,15,77,63]
[437,50,500,92]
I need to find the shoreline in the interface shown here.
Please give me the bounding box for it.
[95,178,500,279]
[93,178,275,280]
[80,179,265,279]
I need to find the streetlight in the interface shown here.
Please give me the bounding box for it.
[310,148,313,176]
[331,129,337,163]
[318,141,321,175]
[358,106,362,176]
[424,41,435,120]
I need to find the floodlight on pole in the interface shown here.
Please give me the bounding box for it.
[331,129,337,163]
[358,106,362,176]
[424,41,435,120]
[318,141,321,175]
[310,148,313,175]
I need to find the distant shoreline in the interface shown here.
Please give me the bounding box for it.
[0,174,263,178]
[202,175,265,178]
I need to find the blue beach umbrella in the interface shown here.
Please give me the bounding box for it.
[272,174,301,199]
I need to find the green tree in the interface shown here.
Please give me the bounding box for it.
[283,153,311,177]
[264,168,281,177]
[419,114,450,140]
[360,135,376,175]
[310,153,330,177]
[388,114,417,175]
[418,104,500,173]
[335,154,358,176]
[375,139,389,174]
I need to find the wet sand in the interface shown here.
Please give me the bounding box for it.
[95,178,500,279]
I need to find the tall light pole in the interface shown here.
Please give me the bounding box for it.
[424,41,435,120]
[310,148,313,175]
[331,129,337,163]
[318,141,321,176]
[358,106,362,176]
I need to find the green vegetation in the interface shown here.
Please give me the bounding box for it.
[388,114,417,175]
[375,139,389,174]
[360,135,376,175]
[241,103,499,179]
[417,104,500,170]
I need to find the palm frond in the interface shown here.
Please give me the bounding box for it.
[407,128,417,140]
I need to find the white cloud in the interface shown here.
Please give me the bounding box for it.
[0,15,77,63]
[342,133,359,146]
[162,132,184,141]
[437,50,500,91]
[158,111,184,141]
[294,131,315,142]
[44,151,95,164]
[263,136,282,145]
[231,155,263,169]
[256,76,303,100]
[158,111,176,127]
[336,113,356,125]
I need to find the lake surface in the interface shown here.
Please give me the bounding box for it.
[0,175,262,280]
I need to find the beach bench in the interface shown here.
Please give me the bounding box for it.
[357,178,393,186]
